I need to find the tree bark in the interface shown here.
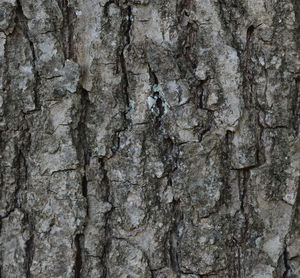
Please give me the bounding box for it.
[0,0,299,277]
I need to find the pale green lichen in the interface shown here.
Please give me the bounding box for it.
[126,99,135,112]
[152,84,163,93]
[147,85,170,116]
[93,145,106,157]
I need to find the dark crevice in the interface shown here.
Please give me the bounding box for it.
[291,77,299,133]
[28,43,40,110]
[124,5,132,47]
[1,32,9,99]
[244,24,257,108]
[103,0,116,18]
[81,175,87,198]
[283,247,291,278]
[148,63,159,85]
[15,0,40,110]
[145,254,156,278]
[22,212,34,278]
[176,0,196,62]
[50,168,77,175]
[177,0,192,16]
[98,158,114,278]
[154,92,164,119]
[168,194,183,276]
[70,87,90,275]
[231,164,259,171]
[147,63,166,127]
[24,234,34,278]
[237,243,242,278]
[119,4,132,107]
[66,2,75,60]
[246,25,255,47]
[219,131,232,207]
[110,131,121,155]
[7,117,30,214]
[77,87,90,218]
[0,224,2,277]
[57,0,76,61]
[216,0,257,109]
[78,88,90,165]
[292,0,300,50]
[238,169,250,239]
[198,80,207,109]
[198,126,211,142]
[81,174,88,218]
[119,48,130,108]
[115,3,132,137]
[159,137,181,276]
[164,137,179,175]
[230,168,251,278]
[59,0,76,60]
[108,4,133,156]
[12,149,26,209]
[230,237,242,278]
[256,112,265,166]
[175,0,199,96]
[198,110,214,142]
[180,267,214,277]
[216,0,243,52]
[74,234,83,278]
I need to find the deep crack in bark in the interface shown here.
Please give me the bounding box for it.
[59,0,75,60]
[169,198,182,275]
[98,158,113,278]
[71,86,90,277]
[283,247,291,278]
[24,232,34,278]
[74,234,83,278]
[119,4,132,109]
[16,0,40,110]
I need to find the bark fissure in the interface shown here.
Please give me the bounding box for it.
[74,234,83,278]
[244,25,256,107]
[291,77,299,133]
[12,149,26,209]
[98,158,114,278]
[77,88,90,166]
[169,198,182,275]
[283,247,291,278]
[147,63,167,126]
[24,227,34,278]
[119,4,132,109]
[70,86,90,277]
[216,0,244,52]
[16,0,40,110]
[239,169,250,239]
[256,112,265,166]
[61,0,75,60]
[58,0,67,59]
[162,137,182,276]
[111,3,133,155]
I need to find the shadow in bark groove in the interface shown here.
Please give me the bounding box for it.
[74,234,83,278]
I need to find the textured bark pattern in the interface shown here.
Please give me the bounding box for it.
[0,0,299,277]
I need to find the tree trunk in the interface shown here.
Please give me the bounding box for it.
[0,0,299,277]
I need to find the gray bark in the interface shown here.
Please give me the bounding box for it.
[0,0,299,277]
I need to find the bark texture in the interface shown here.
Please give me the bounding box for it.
[0,0,299,277]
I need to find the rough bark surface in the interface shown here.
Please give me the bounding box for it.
[0,0,299,277]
